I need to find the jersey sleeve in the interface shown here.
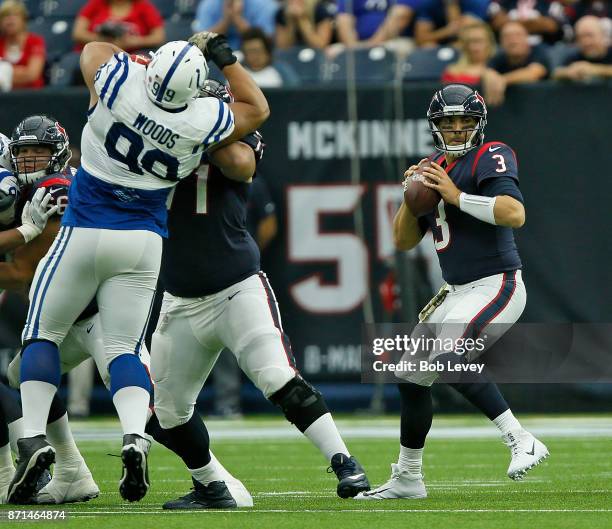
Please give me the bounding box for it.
[473,143,518,188]
[94,52,130,110]
[201,98,235,149]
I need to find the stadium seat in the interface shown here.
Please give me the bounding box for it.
[37,0,86,18]
[49,51,81,87]
[164,18,195,42]
[400,47,458,82]
[273,47,325,84]
[326,47,397,84]
[29,18,74,62]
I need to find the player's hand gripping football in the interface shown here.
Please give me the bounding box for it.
[401,158,429,191]
[188,32,237,69]
[421,161,462,207]
[17,187,59,243]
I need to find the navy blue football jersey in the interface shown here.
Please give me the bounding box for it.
[161,164,260,297]
[419,141,522,284]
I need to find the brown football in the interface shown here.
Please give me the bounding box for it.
[403,160,441,217]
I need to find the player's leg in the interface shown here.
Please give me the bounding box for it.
[217,272,370,498]
[9,227,99,504]
[442,271,548,478]
[95,230,161,502]
[149,293,238,509]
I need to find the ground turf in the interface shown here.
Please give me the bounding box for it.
[2,415,611,529]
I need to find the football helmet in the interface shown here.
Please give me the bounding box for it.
[199,79,233,104]
[0,132,11,171]
[145,41,208,109]
[9,115,71,185]
[427,84,487,157]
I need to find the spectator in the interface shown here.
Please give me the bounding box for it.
[442,21,496,84]
[554,15,612,80]
[0,0,45,90]
[483,21,549,105]
[275,0,335,49]
[335,0,419,52]
[72,0,165,53]
[414,0,490,47]
[241,27,299,87]
[194,0,277,50]
[489,0,564,44]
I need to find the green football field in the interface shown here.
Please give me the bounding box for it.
[1,415,611,529]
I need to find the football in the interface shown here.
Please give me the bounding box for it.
[403,160,441,217]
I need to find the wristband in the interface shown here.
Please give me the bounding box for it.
[459,192,497,225]
[16,224,41,243]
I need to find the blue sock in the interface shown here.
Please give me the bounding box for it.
[109,354,151,396]
[20,340,61,386]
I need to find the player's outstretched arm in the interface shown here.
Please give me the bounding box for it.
[80,41,125,107]
[189,33,269,143]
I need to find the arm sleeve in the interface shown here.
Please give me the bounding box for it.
[415,1,434,22]
[250,0,278,36]
[479,176,524,203]
[78,0,98,19]
[336,0,348,15]
[474,143,519,187]
[141,2,165,30]
[28,34,46,59]
[462,0,489,20]
[93,52,130,109]
[195,0,222,31]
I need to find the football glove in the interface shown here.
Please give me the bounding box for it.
[240,131,266,163]
[188,32,237,69]
[17,187,59,243]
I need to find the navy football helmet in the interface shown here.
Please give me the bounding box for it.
[9,115,71,185]
[199,79,233,104]
[427,84,487,157]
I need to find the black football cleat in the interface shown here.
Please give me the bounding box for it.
[163,479,238,510]
[119,434,151,502]
[7,436,55,504]
[329,453,371,499]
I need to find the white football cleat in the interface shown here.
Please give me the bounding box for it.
[209,451,253,507]
[504,430,549,481]
[353,464,427,500]
[35,459,99,504]
[0,463,16,504]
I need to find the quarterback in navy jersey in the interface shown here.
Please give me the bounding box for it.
[146,81,370,509]
[357,84,549,501]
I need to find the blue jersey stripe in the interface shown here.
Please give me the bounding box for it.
[202,100,225,147]
[31,227,74,338]
[99,55,123,102]
[213,109,233,144]
[156,42,193,103]
[107,55,129,109]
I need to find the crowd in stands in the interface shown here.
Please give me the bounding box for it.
[0,0,610,101]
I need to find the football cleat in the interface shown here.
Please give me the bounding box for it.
[504,430,549,480]
[208,452,253,507]
[163,479,237,510]
[119,434,150,502]
[329,453,371,498]
[35,459,99,504]
[7,436,55,504]
[354,464,427,500]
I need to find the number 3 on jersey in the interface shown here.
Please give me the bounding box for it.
[434,201,450,251]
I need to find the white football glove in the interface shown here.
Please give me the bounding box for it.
[0,174,18,225]
[17,187,59,243]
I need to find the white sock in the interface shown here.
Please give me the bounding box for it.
[46,413,85,468]
[112,387,149,436]
[0,443,13,470]
[190,458,225,486]
[303,413,350,461]
[8,418,23,454]
[20,381,56,438]
[492,409,523,435]
[398,445,423,475]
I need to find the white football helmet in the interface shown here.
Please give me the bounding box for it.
[0,132,11,171]
[145,41,209,109]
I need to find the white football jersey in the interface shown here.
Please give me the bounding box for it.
[81,52,235,191]
[0,132,11,172]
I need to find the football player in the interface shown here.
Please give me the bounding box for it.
[357,84,548,500]
[143,79,370,509]
[8,33,268,504]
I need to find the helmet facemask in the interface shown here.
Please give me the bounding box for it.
[10,141,71,185]
[429,111,486,157]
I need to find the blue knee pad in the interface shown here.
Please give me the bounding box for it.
[109,353,151,396]
[20,340,61,386]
